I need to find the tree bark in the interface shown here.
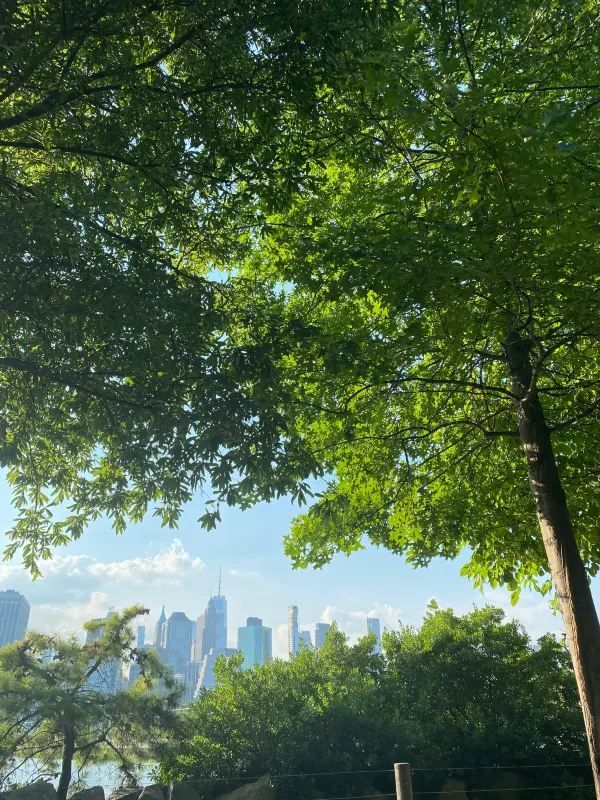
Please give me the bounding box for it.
[57,723,75,800]
[505,328,600,799]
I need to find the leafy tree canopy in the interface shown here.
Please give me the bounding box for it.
[0,0,388,572]
[228,0,600,596]
[157,606,587,799]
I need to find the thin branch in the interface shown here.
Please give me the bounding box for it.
[455,0,477,87]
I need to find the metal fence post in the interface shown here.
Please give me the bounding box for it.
[394,763,414,800]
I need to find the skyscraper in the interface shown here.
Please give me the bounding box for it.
[194,575,227,662]
[237,617,272,669]
[0,590,30,647]
[193,574,232,695]
[314,622,331,649]
[367,617,382,654]
[154,605,166,647]
[162,612,195,674]
[288,605,299,658]
[299,630,313,650]
[136,625,145,650]
[194,646,237,693]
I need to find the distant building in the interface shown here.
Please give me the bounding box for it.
[127,628,149,689]
[154,605,166,648]
[85,611,119,694]
[194,575,227,662]
[314,622,331,649]
[288,605,299,658]
[299,630,313,650]
[181,660,201,703]
[367,617,382,654]
[160,612,195,675]
[127,658,142,688]
[0,590,30,647]
[192,574,233,694]
[194,647,237,694]
[237,617,272,669]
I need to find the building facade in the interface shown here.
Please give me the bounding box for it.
[367,617,382,654]
[194,593,227,662]
[154,606,166,648]
[194,647,237,694]
[288,605,299,658]
[237,617,272,669]
[161,611,195,675]
[299,630,313,650]
[0,590,30,647]
[314,622,331,649]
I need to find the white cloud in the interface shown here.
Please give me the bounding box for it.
[273,623,289,660]
[30,591,111,637]
[0,539,206,639]
[481,587,564,641]
[1,539,204,588]
[87,540,204,586]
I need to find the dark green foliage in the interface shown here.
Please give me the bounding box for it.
[0,0,386,572]
[157,607,588,799]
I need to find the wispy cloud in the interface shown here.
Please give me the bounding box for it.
[0,539,206,639]
[229,568,261,579]
[30,591,111,636]
[87,540,204,585]
[1,539,204,587]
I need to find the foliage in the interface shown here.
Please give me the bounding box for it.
[0,0,390,572]
[0,607,180,798]
[157,607,588,799]
[231,0,600,598]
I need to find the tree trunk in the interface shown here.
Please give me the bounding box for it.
[57,723,75,800]
[505,329,600,799]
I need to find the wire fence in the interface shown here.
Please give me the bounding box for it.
[172,760,595,800]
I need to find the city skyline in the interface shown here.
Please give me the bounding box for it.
[0,482,580,660]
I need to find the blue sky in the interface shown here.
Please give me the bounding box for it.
[1,473,596,658]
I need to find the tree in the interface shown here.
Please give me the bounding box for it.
[0,607,180,800]
[230,0,600,789]
[157,607,588,799]
[0,0,384,573]
[3,0,600,792]
[382,605,585,777]
[157,631,387,799]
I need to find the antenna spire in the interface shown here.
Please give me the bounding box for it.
[218,565,222,596]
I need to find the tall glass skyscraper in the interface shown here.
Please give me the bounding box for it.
[161,611,195,674]
[299,630,313,649]
[193,576,232,695]
[0,589,30,647]
[194,646,237,693]
[367,617,382,654]
[237,617,272,669]
[288,605,299,658]
[314,622,331,649]
[154,605,166,646]
[194,589,227,661]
